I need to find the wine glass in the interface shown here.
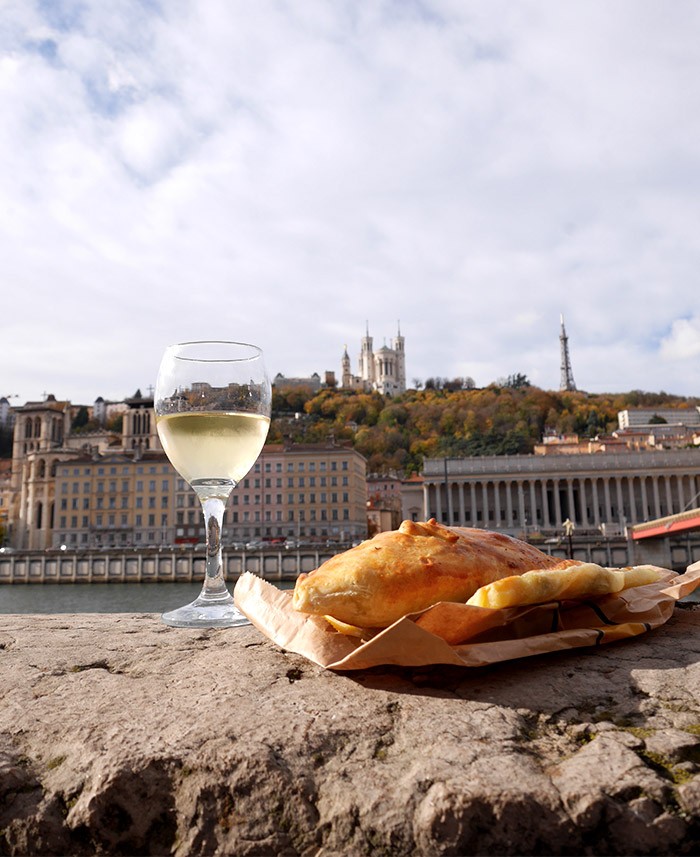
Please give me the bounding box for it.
[154,340,271,628]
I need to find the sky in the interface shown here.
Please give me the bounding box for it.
[2,0,700,407]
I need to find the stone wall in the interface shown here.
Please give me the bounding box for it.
[1,608,699,855]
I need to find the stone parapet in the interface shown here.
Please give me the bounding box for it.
[1,609,700,855]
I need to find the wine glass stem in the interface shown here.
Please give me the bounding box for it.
[200,496,229,599]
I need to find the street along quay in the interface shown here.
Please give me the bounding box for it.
[0,544,339,585]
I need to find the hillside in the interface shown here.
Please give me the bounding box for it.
[270,383,700,475]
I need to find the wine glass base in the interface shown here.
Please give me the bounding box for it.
[161,594,250,629]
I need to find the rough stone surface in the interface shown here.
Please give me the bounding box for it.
[1,605,699,856]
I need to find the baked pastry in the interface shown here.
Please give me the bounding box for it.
[466,563,665,610]
[292,518,567,628]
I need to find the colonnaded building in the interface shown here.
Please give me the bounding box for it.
[420,407,700,535]
[421,449,700,536]
[2,393,368,550]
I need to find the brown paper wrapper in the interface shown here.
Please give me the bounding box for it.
[233,561,700,671]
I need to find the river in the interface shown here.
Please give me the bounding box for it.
[1,578,696,614]
[0,579,294,614]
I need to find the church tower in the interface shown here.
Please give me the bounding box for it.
[392,321,406,393]
[359,322,374,387]
[559,315,577,392]
[341,345,352,388]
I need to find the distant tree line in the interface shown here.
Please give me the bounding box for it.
[269,381,699,475]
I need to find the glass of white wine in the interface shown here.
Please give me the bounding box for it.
[155,340,271,628]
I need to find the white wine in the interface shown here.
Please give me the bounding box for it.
[156,411,270,486]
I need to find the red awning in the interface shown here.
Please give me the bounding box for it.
[630,512,700,540]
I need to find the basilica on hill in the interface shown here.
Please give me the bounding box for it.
[341,323,406,396]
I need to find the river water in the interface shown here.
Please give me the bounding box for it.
[1,579,696,614]
[0,579,294,614]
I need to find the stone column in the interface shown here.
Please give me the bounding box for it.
[529,481,538,528]
[603,478,612,525]
[626,477,638,524]
[577,479,589,526]
[470,483,477,526]
[591,476,600,527]
[567,479,576,525]
[505,481,514,528]
[664,476,673,516]
[677,475,686,513]
[652,477,661,519]
[458,483,466,524]
[517,482,526,530]
[553,478,563,527]
[434,483,442,523]
[640,478,649,521]
[541,480,551,528]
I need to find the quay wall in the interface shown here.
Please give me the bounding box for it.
[0,547,337,585]
[2,532,700,584]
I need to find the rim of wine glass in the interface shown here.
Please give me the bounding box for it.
[167,340,264,363]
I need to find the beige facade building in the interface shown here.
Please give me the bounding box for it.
[4,394,368,550]
[229,442,368,544]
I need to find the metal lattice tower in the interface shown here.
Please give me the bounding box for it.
[559,314,576,391]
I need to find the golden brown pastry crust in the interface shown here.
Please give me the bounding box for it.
[292,519,565,628]
[466,563,665,609]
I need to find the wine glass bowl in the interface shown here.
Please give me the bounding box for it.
[155,341,271,628]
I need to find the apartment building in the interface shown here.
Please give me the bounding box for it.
[229,443,368,544]
[5,394,368,549]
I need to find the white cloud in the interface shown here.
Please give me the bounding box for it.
[1,0,700,402]
[660,318,700,361]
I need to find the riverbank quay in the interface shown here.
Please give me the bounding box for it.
[0,532,685,587]
[1,608,699,855]
[0,545,337,585]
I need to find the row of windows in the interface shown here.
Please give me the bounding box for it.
[227,508,351,523]
[231,492,350,505]
[59,513,168,528]
[240,474,350,490]
[56,531,163,545]
[59,496,168,510]
[60,479,172,494]
[59,464,170,477]
[254,459,351,473]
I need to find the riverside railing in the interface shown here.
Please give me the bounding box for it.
[0,546,338,585]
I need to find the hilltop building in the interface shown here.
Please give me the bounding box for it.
[342,323,406,396]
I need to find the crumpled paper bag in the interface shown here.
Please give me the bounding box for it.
[233,561,700,671]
